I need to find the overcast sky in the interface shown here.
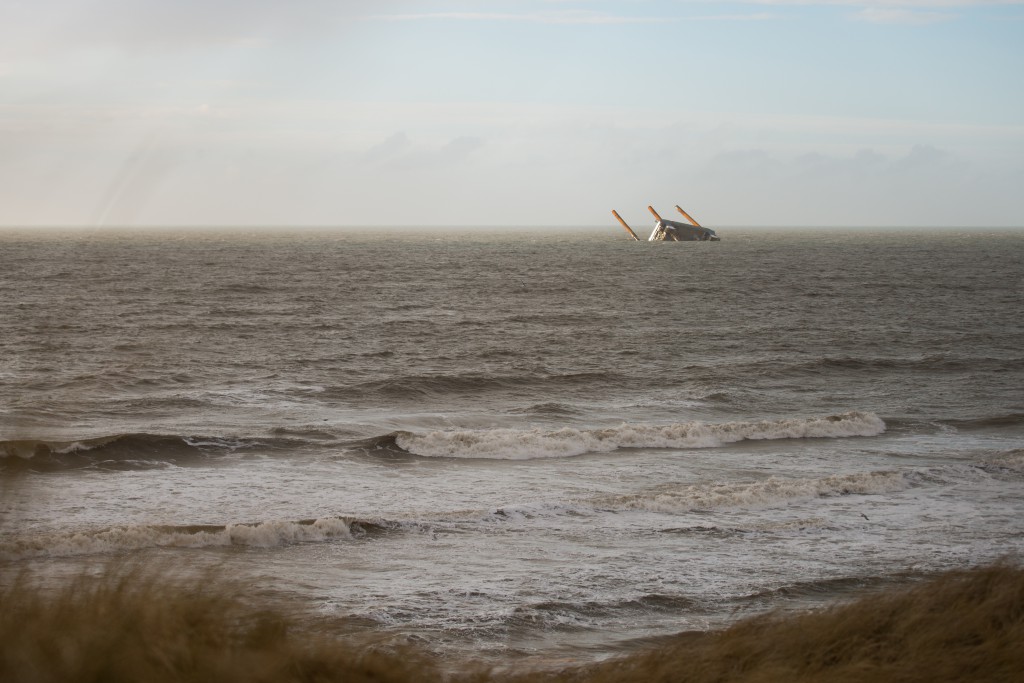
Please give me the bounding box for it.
[2,0,1022,228]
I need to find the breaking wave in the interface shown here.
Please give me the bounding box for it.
[980,448,1024,475]
[944,413,1024,430]
[595,470,907,513]
[0,433,286,472]
[739,573,903,603]
[0,516,394,561]
[387,411,886,460]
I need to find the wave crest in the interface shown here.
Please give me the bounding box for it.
[0,433,275,472]
[598,470,906,513]
[392,411,886,460]
[0,517,369,560]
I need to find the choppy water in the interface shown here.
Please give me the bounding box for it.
[2,227,1023,662]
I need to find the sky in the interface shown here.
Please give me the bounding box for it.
[1,0,1022,228]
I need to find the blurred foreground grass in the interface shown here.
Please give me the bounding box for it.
[1,563,1021,683]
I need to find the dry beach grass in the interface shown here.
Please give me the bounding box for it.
[516,563,1024,683]
[1,563,1021,683]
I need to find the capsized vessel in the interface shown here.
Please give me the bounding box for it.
[612,205,719,241]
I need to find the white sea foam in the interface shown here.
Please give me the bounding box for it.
[984,448,1024,473]
[394,411,886,459]
[0,517,354,560]
[596,470,907,513]
[484,502,592,522]
[52,440,103,454]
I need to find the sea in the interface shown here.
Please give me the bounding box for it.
[2,226,1022,665]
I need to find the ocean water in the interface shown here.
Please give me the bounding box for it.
[2,227,1023,663]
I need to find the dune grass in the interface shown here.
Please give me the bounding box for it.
[1,563,1022,683]
[0,565,441,683]
[518,563,1024,683]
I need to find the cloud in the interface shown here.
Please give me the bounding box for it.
[375,11,675,24]
[371,132,484,168]
[2,105,1021,226]
[688,143,1000,226]
[2,0,1012,60]
[891,143,961,171]
[374,9,774,24]
[1,2,1021,227]
[0,0,392,56]
[852,7,955,22]
[363,131,414,166]
[436,135,485,163]
[716,0,1020,6]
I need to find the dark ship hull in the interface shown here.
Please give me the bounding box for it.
[648,218,719,241]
